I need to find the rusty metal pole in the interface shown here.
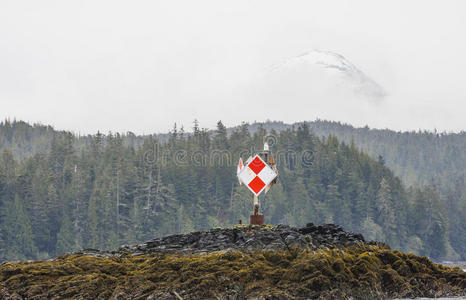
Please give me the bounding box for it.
[250,194,264,225]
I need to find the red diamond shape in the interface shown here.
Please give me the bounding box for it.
[248,176,266,194]
[249,156,265,174]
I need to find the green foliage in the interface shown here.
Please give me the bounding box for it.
[0,195,36,260]
[0,120,461,261]
[55,214,75,255]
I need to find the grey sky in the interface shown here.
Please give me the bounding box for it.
[1,0,465,134]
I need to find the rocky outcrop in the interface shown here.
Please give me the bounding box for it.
[114,223,365,256]
[1,224,465,300]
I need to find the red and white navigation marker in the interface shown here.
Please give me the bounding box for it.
[237,154,278,196]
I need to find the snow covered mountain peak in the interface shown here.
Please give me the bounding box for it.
[269,49,387,101]
[278,50,352,71]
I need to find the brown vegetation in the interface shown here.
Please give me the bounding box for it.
[1,244,464,299]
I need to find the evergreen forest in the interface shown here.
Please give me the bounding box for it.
[0,120,464,261]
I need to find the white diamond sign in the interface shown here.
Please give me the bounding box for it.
[237,154,277,196]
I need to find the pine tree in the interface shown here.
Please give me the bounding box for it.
[375,177,397,245]
[1,195,36,260]
[56,213,75,255]
[86,192,100,249]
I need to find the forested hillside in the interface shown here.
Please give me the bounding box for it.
[0,120,149,161]
[304,121,466,262]
[0,120,461,262]
[3,120,464,188]
[232,120,466,186]
[237,121,466,261]
[0,121,59,161]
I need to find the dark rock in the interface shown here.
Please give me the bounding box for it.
[110,223,366,257]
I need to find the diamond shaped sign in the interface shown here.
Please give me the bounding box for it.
[238,154,278,196]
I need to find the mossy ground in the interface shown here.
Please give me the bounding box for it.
[0,244,465,299]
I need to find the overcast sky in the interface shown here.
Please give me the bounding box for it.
[1,0,465,134]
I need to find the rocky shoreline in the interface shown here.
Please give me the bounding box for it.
[1,223,465,299]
